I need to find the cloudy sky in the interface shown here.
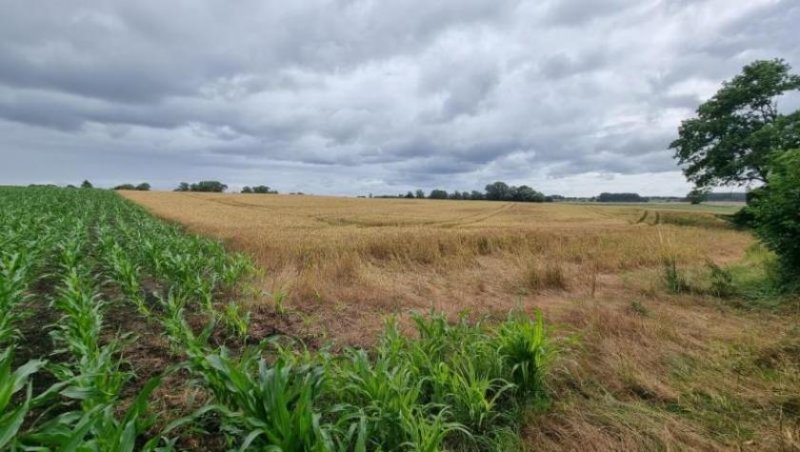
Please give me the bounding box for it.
[1,0,798,196]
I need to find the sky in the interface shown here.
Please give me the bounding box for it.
[0,0,798,196]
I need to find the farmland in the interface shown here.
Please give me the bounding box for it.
[120,191,799,450]
[1,186,551,450]
[2,187,798,450]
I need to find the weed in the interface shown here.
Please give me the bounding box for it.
[663,257,690,294]
[706,261,735,298]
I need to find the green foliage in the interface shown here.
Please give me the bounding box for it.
[671,59,800,187]
[81,180,93,189]
[751,149,800,287]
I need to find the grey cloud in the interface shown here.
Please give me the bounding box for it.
[0,0,798,197]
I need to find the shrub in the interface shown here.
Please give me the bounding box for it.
[752,149,800,288]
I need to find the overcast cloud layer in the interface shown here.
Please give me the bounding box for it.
[0,0,798,196]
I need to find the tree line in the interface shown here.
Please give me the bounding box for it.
[173,181,278,194]
[374,182,551,202]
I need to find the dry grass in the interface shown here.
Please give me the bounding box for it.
[122,191,799,450]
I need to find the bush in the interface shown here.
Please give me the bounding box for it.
[752,149,800,287]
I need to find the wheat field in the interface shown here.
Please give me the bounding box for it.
[121,191,799,450]
[121,192,756,340]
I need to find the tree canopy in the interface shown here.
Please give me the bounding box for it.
[670,59,800,188]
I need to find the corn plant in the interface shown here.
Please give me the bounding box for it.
[190,348,335,451]
[24,376,171,451]
[0,252,34,345]
[221,303,250,340]
[0,349,45,449]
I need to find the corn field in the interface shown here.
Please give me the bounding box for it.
[0,186,552,451]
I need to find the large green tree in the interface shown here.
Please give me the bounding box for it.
[751,149,800,284]
[670,59,800,188]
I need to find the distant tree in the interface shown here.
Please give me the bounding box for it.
[241,186,253,193]
[175,182,190,192]
[429,189,448,199]
[597,193,648,203]
[512,185,546,202]
[705,192,748,202]
[469,190,484,200]
[135,182,151,191]
[686,187,710,205]
[448,191,461,200]
[252,185,277,194]
[415,189,425,199]
[485,181,511,201]
[81,180,93,189]
[113,184,136,190]
[405,191,415,199]
[671,59,800,188]
[190,181,227,192]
